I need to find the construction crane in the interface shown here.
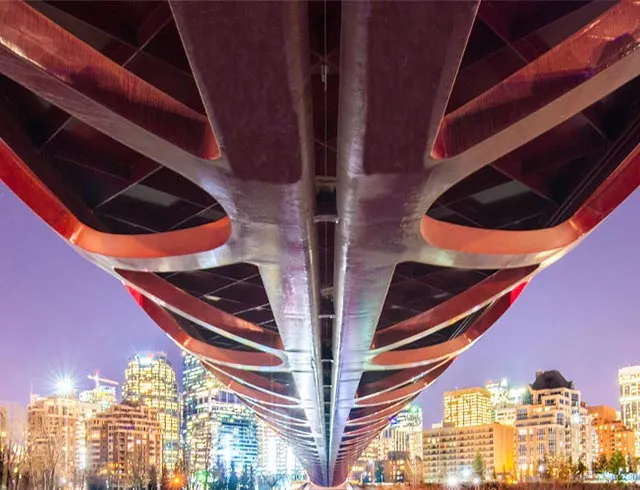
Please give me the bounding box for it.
[87,371,119,390]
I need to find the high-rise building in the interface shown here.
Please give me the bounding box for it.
[355,404,424,483]
[123,353,179,470]
[486,379,510,407]
[619,365,640,457]
[423,423,514,482]
[216,410,258,475]
[379,405,423,462]
[0,403,26,447]
[256,420,304,479]
[182,352,216,483]
[383,451,423,485]
[86,402,162,489]
[494,406,517,426]
[444,387,492,428]
[79,386,117,413]
[181,353,258,484]
[349,434,381,484]
[588,405,635,464]
[514,371,591,478]
[27,394,99,487]
[486,379,526,425]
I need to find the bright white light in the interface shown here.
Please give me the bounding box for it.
[473,478,481,485]
[538,465,545,473]
[462,469,471,479]
[54,375,76,396]
[447,476,459,487]
[138,355,153,366]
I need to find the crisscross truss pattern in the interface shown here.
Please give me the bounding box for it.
[1,0,639,485]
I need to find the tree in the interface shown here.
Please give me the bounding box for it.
[472,453,486,482]
[128,442,149,489]
[173,458,186,479]
[214,458,227,490]
[247,465,255,490]
[148,466,158,490]
[28,415,66,490]
[161,466,171,490]
[537,455,551,481]
[574,459,587,481]
[557,460,572,481]
[259,472,283,490]
[609,450,626,481]
[594,454,608,475]
[240,464,251,490]
[1,438,26,490]
[228,461,238,490]
[375,461,384,483]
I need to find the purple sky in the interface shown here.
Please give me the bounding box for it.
[1,182,639,427]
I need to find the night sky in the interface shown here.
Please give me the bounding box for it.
[1,182,639,427]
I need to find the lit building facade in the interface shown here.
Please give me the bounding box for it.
[378,404,423,462]
[27,394,98,487]
[619,365,640,457]
[182,352,218,484]
[487,379,510,407]
[486,379,526,425]
[350,404,423,483]
[423,423,514,482]
[588,405,635,463]
[494,406,517,426]
[216,406,258,474]
[79,386,117,413]
[122,353,179,470]
[86,402,162,489]
[349,438,380,484]
[514,371,591,477]
[444,387,492,428]
[257,420,304,480]
[181,353,258,484]
[383,451,423,485]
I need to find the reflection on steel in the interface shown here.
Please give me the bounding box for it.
[1,0,639,485]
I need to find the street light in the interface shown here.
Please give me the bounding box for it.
[54,375,76,396]
[447,475,459,488]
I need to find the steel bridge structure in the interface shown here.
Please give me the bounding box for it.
[1,0,639,485]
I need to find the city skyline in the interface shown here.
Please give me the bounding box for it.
[1,183,640,427]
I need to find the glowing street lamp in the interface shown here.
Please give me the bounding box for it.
[54,375,76,396]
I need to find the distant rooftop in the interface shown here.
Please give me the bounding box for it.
[531,370,574,390]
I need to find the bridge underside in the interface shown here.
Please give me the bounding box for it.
[1,0,640,485]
